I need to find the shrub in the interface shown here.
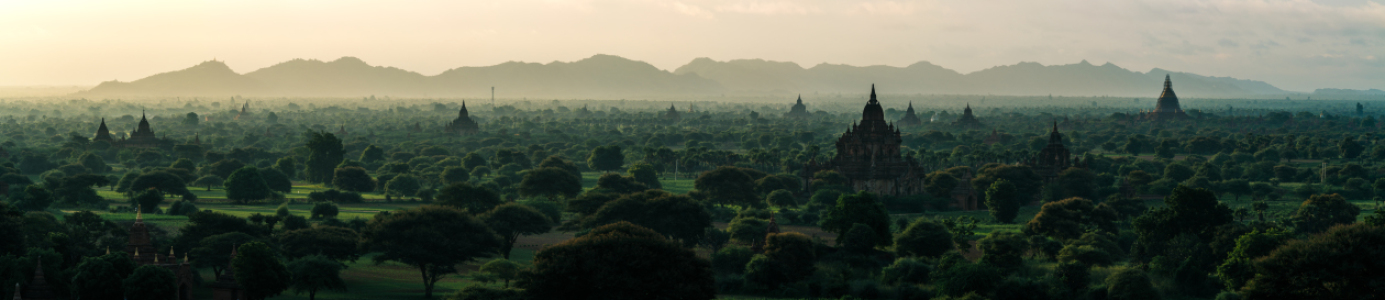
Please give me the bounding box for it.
[711,245,754,274]
[311,202,340,219]
[880,257,931,285]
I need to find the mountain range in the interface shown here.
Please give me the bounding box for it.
[77,55,1296,98]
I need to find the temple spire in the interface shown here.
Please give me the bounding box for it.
[869,84,877,102]
[796,94,802,104]
[1052,120,1058,133]
[1164,74,1172,88]
[136,206,143,222]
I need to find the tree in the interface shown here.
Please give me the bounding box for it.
[190,232,259,278]
[579,190,711,245]
[895,218,954,258]
[359,144,385,163]
[435,182,503,213]
[971,164,1045,198]
[1024,197,1117,241]
[765,189,797,208]
[518,167,582,200]
[234,241,292,300]
[1223,179,1251,201]
[260,168,293,194]
[537,155,582,178]
[130,189,164,213]
[273,157,298,179]
[79,152,111,173]
[593,173,647,194]
[479,259,522,288]
[1105,269,1160,300]
[287,255,347,300]
[225,166,273,203]
[1163,164,1195,182]
[977,231,1027,270]
[627,162,662,189]
[1132,185,1233,261]
[331,167,374,192]
[174,210,268,261]
[1339,136,1364,160]
[304,132,345,184]
[1289,193,1360,234]
[384,174,422,198]
[695,166,759,207]
[1241,224,1385,299]
[128,171,190,197]
[1058,167,1098,200]
[985,179,1020,223]
[202,159,247,179]
[820,191,892,247]
[440,166,470,185]
[360,205,502,298]
[518,221,715,300]
[923,171,959,198]
[278,226,360,262]
[586,145,625,173]
[50,174,109,209]
[1216,229,1290,291]
[744,232,817,289]
[123,265,177,300]
[310,202,339,219]
[192,175,224,191]
[481,203,553,259]
[71,255,129,300]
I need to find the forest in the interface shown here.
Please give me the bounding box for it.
[0,94,1382,300]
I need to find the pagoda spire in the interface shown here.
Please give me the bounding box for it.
[796,94,802,104]
[869,84,877,103]
[136,206,143,222]
[1164,74,1172,88]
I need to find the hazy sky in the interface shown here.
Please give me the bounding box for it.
[1,0,1382,91]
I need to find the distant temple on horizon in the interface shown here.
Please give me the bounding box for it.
[444,102,480,135]
[805,85,930,198]
[898,102,921,126]
[664,104,682,121]
[784,95,811,119]
[952,104,983,128]
[1023,122,1088,183]
[94,112,169,149]
[1141,75,1189,121]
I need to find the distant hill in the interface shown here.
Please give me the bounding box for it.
[1313,88,1385,96]
[676,59,1289,97]
[78,55,1295,98]
[79,55,724,98]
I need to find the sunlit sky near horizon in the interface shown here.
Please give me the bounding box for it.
[0,0,1382,91]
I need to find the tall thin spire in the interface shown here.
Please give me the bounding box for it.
[796,94,802,104]
[136,206,143,222]
[869,84,877,102]
[1164,74,1171,88]
[1052,120,1058,133]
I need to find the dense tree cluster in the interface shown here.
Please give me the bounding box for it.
[3,97,1385,300]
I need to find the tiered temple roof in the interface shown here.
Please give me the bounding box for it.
[1143,75,1189,121]
[784,95,811,119]
[952,104,983,128]
[898,102,921,126]
[805,85,929,197]
[445,102,480,135]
